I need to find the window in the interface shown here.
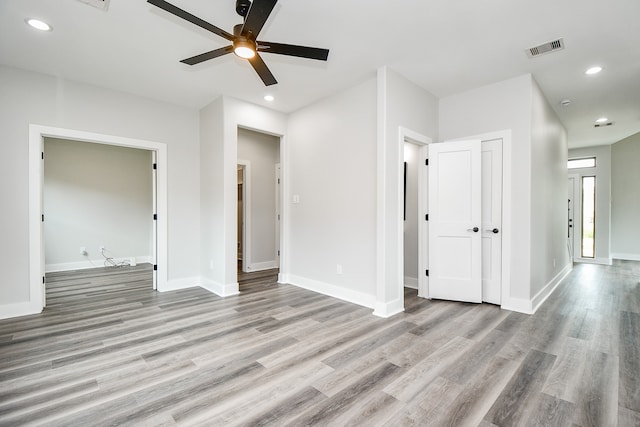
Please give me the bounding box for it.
[568,157,596,169]
[581,176,596,258]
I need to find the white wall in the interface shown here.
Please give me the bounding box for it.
[440,74,532,304]
[286,77,378,305]
[611,132,640,259]
[44,138,152,270]
[0,65,200,312]
[403,142,419,286]
[440,74,569,312]
[530,79,570,297]
[568,144,612,264]
[237,127,280,270]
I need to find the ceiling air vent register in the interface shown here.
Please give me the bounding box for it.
[76,0,110,11]
[526,38,565,58]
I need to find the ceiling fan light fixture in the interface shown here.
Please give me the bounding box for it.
[234,39,256,59]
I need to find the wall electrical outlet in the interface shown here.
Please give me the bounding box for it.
[336,264,343,275]
[80,246,87,256]
[99,245,105,253]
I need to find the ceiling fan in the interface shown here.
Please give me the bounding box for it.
[147,0,330,86]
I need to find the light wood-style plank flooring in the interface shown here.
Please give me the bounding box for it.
[0,261,639,426]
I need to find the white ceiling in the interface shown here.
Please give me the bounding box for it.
[2,0,639,148]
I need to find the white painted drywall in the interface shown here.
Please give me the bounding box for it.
[237,127,279,269]
[440,74,533,302]
[403,142,419,285]
[377,67,439,315]
[611,132,640,259]
[287,78,378,302]
[0,65,200,308]
[44,138,152,270]
[529,79,570,296]
[568,144,612,264]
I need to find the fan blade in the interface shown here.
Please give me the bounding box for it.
[257,42,329,61]
[248,53,278,86]
[148,0,234,41]
[241,0,278,39]
[181,46,234,65]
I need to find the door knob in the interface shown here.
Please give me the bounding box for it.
[485,228,499,234]
[467,227,479,232]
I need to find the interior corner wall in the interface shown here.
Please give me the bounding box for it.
[0,65,200,310]
[529,78,570,298]
[439,74,533,303]
[611,132,640,259]
[568,144,612,264]
[378,67,439,312]
[200,97,225,288]
[237,127,280,268]
[44,138,153,271]
[287,77,378,306]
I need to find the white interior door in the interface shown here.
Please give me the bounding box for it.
[152,150,158,290]
[428,140,482,303]
[481,139,502,304]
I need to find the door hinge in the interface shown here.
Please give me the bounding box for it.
[153,213,157,220]
[41,214,44,222]
[42,276,45,284]
[425,269,429,277]
[425,159,429,166]
[425,214,429,221]
[153,265,158,271]
[277,250,280,256]
[277,178,280,184]
[153,163,157,170]
[41,152,44,160]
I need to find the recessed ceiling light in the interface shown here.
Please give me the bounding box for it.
[585,66,603,75]
[264,95,275,102]
[25,18,52,32]
[595,117,608,123]
[560,99,572,107]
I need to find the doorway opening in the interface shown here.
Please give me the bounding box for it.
[236,127,281,276]
[29,125,168,314]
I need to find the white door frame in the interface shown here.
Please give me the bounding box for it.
[29,124,168,314]
[275,163,281,268]
[398,127,432,301]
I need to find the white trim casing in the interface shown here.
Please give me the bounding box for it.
[23,124,169,320]
[237,160,251,273]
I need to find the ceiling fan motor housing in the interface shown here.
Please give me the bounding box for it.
[236,0,251,17]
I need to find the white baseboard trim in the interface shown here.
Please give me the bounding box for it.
[531,263,573,313]
[159,276,201,292]
[404,276,418,289]
[200,278,239,297]
[0,300,42,320]
[286,274,376,309]
[46,257,152,273]
[612,253,640,261]
[373,298,404,318]
[246,261,279,272]
[501,263,572,315]
[574,257,612,266]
